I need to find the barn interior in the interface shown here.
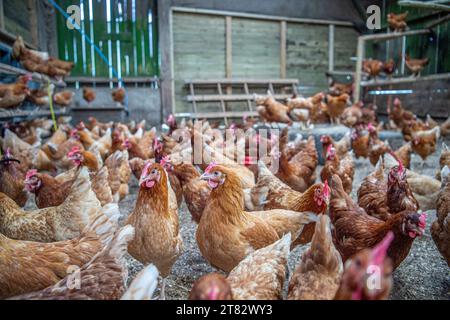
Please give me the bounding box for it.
[0,0,449,301]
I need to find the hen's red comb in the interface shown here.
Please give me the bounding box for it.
[26,169,38,180]
[205,161,217,173]
[418,213,427,229]
[389,150,404,174]
[70,129,79,137]
[323,180,330,197]
[140,161,154,180]
[67,146,82,157]
[160,155,170,167]
[244,156,255,166]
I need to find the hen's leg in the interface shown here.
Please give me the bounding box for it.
[160,278,167,300]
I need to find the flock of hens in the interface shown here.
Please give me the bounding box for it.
[0,11,449,301]
[0,36,125,110]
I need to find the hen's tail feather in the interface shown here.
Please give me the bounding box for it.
[121,264,159,300]
[81,203,120,245]
[88,225,135,276]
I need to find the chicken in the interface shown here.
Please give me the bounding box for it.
[383,59,396,77]
[330,174,425,270]
[387,97,406,129]
[440,116,450,137]
[45,130,84,171]
[310,100,330,124]
[67,146,101,172]
[334,232,394,300]
[255,93,293,124]
[0,83,30,109]
[357,155,419,221]
[41,127,69,157]
[160,156,183,207]
[436,143,450,180]
[288,215,343,300]
[340,102,363,128]
[53,90,75,106]
[196,163,317,273]
[226,233,291,300]
[387,12,408,32]
[383,152,440,211]
[405,55,429,76]
[24,169,75,208]
[78,128,112,159]
[394,142,412,169]
[10,224,134,300]
[189,273,233,300]
[362,59,384,80]
[121,264,159,300]
[360,104,378,127]
[432,166,450,266]
[28,84,54,106]
[126,162,183,299]
[104,150,132,201]
[250,161,329,232]
[276,129,318,192]
[320,145,354,193]
[350,126,370,159]
[328,81,353,97]
[326,94,349,124]
[201,142,255,189]
[320,134,351,160]
[0,149,28,207]
[2,129,55,172]
[367,123,390,166]
[111,87,126,106]
[173,162,210,223]
[0,205,119,299]
[0,167,101,242]
[411,126,440,162]
[83,87,96,105]
[190,234,290,300]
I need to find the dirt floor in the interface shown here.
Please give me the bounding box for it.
[120,128,450,300]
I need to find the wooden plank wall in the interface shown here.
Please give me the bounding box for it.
[172,11,358,114]
[232,18,280,78]
[172,13,226,114]
[334,27,359,71]
[286,23,328,95]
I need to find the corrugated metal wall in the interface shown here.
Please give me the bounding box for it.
[56,0,159,78]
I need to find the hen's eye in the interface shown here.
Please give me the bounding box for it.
[151,169,157,174]
[214,171,220,177]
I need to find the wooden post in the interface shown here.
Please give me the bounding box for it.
[225,16,232,96]
[401,36,406,75]
[158,0,174,119]
[328,24,335,72]
[280,20,287,78]
[353,36,365,102]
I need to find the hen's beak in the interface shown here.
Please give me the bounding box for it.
[139,174,152,185]
[200,172,214,181]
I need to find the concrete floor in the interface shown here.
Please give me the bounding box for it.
[120,127,450,300]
